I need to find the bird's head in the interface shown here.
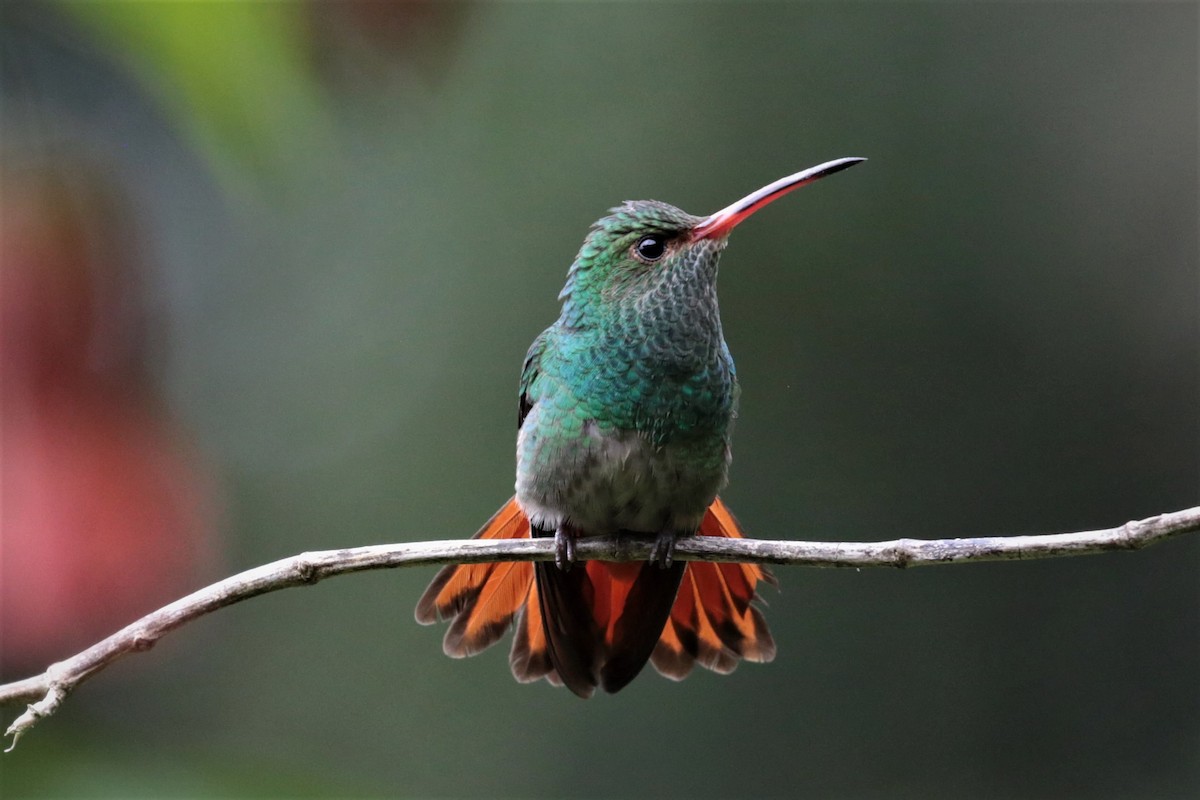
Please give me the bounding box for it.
[557,157,865,327]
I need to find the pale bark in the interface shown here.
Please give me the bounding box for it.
[4,504,1198,751]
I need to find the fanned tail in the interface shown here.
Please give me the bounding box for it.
[415,496,776,694]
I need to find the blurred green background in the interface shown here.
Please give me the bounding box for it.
[1,2,1196,797]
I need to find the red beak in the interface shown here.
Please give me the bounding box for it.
[691,157,866,240]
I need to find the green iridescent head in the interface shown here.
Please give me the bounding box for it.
[558,201,713,323]
[556,157,866,328]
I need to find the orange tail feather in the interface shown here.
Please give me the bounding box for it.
[652,497,777,680]
[415,496,776,692]
[414,498,533,657]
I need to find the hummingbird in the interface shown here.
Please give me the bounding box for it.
[416,157,865,697]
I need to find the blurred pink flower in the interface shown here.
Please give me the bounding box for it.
[1,166,217,676]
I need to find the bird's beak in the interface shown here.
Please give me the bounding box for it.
[691,157,866,240]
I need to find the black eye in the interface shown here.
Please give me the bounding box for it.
[634,235,667,262]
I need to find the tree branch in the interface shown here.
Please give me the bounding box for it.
[3,505,1198,750]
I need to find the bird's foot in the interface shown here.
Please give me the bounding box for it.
[554,525,579,571]
[650,530,680,569]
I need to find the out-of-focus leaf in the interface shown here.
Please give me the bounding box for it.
[58,0,329,186]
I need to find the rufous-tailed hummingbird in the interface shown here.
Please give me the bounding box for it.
[417,157,865,697]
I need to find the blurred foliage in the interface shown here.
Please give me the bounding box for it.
[1,1,1197,798]
[59,0,327,185]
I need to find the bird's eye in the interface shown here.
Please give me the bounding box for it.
[633,235,667,263]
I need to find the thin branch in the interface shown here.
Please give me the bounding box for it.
[3,505,1198,750]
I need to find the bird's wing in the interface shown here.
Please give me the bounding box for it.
[518,329,549,430]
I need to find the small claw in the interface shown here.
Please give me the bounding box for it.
[554,526,577,571]
[650,531,679,569]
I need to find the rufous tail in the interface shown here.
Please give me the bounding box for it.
[414,496,775,695]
